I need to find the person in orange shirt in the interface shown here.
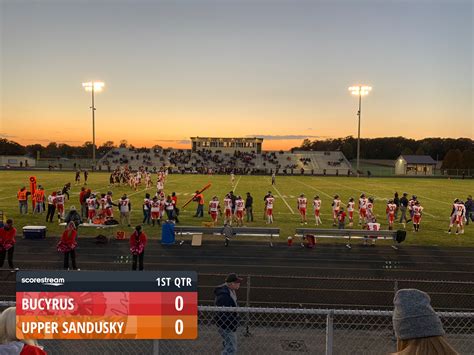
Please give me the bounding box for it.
[0,219,18,271]
[193,191,205,218]
[33,186,45,214]
[17,187,30,214]
[171,192,180,223]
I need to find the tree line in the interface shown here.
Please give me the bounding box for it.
[296,136,474,169]
[0,139,122,159]
[1,137,473,169]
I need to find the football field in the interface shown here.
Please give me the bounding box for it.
[1,170,473,246]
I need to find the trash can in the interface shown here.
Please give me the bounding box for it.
[161,222,175,245]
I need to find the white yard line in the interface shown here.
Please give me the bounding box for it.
[353,181,444,217]
[232,176,242,192]
[408,194,451,206]
[349,179,451,207]
[127,188,149,197]
[266,177,295,214]
[317,179,386,200]
[0,194,20,201]
[293,179,333,199]
[421,211,436,218]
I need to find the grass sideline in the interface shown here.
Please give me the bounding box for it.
[0,170,473,247]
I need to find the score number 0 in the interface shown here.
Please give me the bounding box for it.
[175,296,184,335]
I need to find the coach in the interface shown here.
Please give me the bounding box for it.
[245,192,253,222]
[465,196,474,225]
[399,193,409,226]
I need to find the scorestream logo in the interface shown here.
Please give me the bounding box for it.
[21,277,65,287]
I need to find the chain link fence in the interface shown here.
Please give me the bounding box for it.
[197,274,474,311]
[1,301,472,355]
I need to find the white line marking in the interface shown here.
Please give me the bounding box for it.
[409,194,451,206]
[232,176,242,192]
[267,178,295,214]
[315,178,386,200]
[127,188,148,197]
[293,179,332,199]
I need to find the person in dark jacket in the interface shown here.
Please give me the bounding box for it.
[214,273,242,355]
[465,196,473,225]
[65,206,83,228]
[61,183,71,200]
[398,193,409,227]
[245,192,253,222]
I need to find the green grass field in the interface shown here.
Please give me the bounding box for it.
[0,171,473,247]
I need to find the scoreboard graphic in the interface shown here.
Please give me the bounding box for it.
[16,271,197,339]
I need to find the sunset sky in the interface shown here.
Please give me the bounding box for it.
[1,0,472,151]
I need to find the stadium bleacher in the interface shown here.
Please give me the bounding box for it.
[98,147,352,175]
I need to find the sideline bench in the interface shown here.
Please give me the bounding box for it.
[174,226,280,247]
[59,222,117,229]
[294,228,405,250]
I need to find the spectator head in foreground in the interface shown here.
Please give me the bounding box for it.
[392,289,458,355]
[0,307,46,354]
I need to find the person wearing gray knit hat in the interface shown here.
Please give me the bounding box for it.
[391,289,458,355]
[393,288,444,340]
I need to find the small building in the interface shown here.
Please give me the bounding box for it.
[191,137,263,154]
[394,155,437,175]
[0,155,36,168]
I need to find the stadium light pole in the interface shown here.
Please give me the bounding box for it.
[348,85,372,175]
[82,81,105,166]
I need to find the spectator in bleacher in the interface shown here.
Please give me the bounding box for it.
[0,219,18,271]
[0,307,47,354]
[392,289,458,354]
[214,273,242,355]
[130,225,147,271]
[245,192,253,222]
